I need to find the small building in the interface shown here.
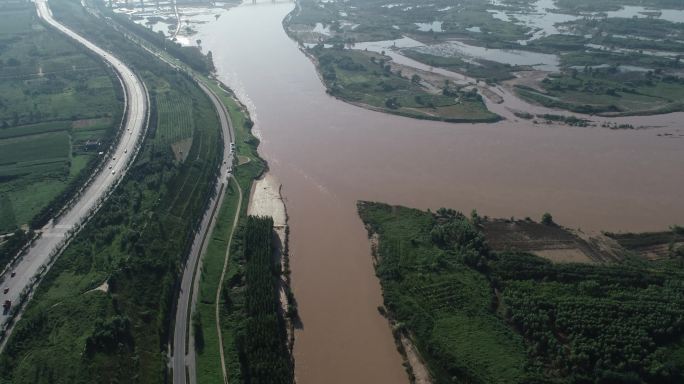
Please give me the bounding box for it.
[84,140,101,151]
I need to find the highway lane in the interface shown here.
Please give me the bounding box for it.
[65,8,234,379]
[171,80,235,384]
[0,0,147,341]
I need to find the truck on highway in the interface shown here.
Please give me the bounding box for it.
[2,300,10,314]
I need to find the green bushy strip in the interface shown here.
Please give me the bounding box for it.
[230,216,293,384]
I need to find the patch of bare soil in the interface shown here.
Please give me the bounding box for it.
[571,229,627,263]
[533,249,592,263]
[386,60,471,95]
[287,24,329,44]
[237,155,251,165]
[605,231,684,261]
[617,241,683,261]
[637,243,681,260]
[398,333,432,384]
[477,86,503,104]
[482,219,628,264]
[87,280,109,294]
[248,173,286,227]
[72,117,111,129]
[171,138,192,162]
[503,70,549,93]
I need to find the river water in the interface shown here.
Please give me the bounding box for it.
[194,1,684,383]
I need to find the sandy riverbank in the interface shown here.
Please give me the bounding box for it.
[246,172,296,360]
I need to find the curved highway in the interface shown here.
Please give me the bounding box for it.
[171,80,235,384]
[0,0,147,342]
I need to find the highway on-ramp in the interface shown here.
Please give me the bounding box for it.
[0,0,147,344]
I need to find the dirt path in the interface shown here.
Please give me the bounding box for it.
[399,334,432,384]
[215,175,242,384]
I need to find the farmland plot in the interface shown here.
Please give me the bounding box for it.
[0,1,120,233]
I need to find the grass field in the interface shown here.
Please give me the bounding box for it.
[402,50,519,82]
[310,47,499,123]
[0,0,120,233]
[516,69,684,115]
[195,178,242,384]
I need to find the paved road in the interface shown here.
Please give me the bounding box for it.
[74,10,235,380]
[0,0,147,341]
[171,80,235,384]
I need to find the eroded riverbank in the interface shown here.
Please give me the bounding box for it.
[191,1,684,383]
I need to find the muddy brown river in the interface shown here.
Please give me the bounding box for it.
[193,2,684,383]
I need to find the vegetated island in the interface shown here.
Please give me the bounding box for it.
[285,3,500,123]
[358,201,684,384]
[305,44,500,123]
[286,0,684,117]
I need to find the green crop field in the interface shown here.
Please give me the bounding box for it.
[0,0,120,235]
[0,131,70,169]
[155,91,194,144]
[359,202,684,384]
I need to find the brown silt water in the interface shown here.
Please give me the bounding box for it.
[195,2,684,383]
